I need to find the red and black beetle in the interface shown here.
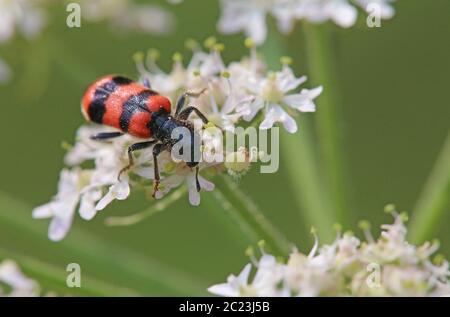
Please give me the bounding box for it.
[81,75,209,196]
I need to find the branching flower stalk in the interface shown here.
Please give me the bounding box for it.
[208,207,450,297]
[33,39,322,248]
[259,26,337,241]
[301,22,349,225]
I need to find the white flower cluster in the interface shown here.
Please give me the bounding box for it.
[218,0,396,45]
[208,211,450,297]
[0,259,39,297]
[33,40,322,241]
[137,40,321,133]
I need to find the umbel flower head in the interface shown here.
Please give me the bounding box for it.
[218,0,397,45]
[33,39,322,241]
[208,208,450,297]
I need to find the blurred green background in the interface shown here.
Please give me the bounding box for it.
[0,0,449,295]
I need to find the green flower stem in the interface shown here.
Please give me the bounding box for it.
[281,127,335,242]
[0,190,206,296]
[214,175,292,256]
[409,131,450,243]
[105,187,187,226]
[0,248,137,296]
[260,27,336,241]
[302,22,349,225]
[203,189,260,248]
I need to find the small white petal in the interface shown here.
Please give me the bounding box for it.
[95,179,130,211]
[115,181,131,200]
[79,190,102,220]
[259,116,275,130]
[48,214,73,242]
[237,263,252,284]
[260,105,298,133]
[242,98,264,122]
[199,176,215,192]
[278,66,306,92]
[283,86,322,112]
[32,204,53,219]
[187,175,201,206]
[246,11,267,45]
[330,1,358,28]
[188,189,200,206]
[95,192,114,211]
[208,283,238,297]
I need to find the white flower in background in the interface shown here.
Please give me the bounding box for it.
[217,0,268,45]
[296,0,358,28]
[0,0,47,43]
[218,0,397,45]
[0,260,39,297]
[209,210,450,297]
[79,0,175,35]
[355,0,395,19]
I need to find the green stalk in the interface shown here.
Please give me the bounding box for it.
[409,131,450,243]
[260,27,336,241]
[0,191,206,296]
[302,22,349,225]
[204,188,260,248]
[105,187,187,226]
[214,175,292,256]
[281,127,335,242]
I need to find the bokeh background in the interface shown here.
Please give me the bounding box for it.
[0,0,449,295]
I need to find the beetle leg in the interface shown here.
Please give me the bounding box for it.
[151,143,165,197]
[118,140,157,181]
[174,88,207,116]
[195,166,201,192]
[177,106,209,124]
[90,131,124,141]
